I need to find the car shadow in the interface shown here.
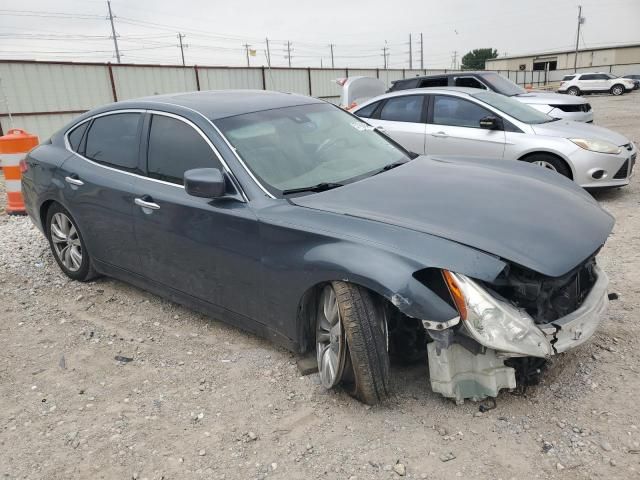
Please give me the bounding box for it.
[586,186,626,202]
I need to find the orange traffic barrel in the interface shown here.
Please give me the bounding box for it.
[0,129,39,215]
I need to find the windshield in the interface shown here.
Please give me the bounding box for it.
[472,90,555,124]
[479,72,527,96]
[215,103,409,196]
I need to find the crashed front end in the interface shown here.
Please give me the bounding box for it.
[422,254,609,404]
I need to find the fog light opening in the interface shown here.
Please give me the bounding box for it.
[591,169,606,180]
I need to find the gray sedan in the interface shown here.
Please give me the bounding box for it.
[354,87,636,188]
[22,90,613,405]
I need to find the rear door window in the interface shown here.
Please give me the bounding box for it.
[378,95,425,123]
[354,101,381,118]
[418,77,448,88]
[146,114,222,185]
[84,113,142,170]
[432,95,493,128]
[580,74,597,80]
[68,122,89,153]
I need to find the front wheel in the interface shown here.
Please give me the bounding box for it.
[46,203,97,282]
[523,153,571,179]
[610,84,625,96]
[315,282,390,404]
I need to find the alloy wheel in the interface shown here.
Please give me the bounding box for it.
[533,160,558,172]
[50,212,83,272]
[316,285,347,388]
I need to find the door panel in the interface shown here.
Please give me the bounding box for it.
[368,118,426,154]
[131,179,261,320]
[59,155,141,272]
[425,95,505,159]
[366,94,427,154]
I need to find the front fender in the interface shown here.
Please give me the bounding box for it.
[258,205,507,345]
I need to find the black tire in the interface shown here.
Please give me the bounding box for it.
[610,84,625,96]
[567,86,580,96]
[523,153,571,179]
[332,281,390,404]
[46,203,98,282]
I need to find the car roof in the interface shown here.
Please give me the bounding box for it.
[122,90,324,120]
[370,86,480,99]
[394,71,495,82]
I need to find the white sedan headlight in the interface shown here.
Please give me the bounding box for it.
[569,138,621,154]
[443,271,553,358]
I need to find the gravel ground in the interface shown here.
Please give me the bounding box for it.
[1,93,640,480]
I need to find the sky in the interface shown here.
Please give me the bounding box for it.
[0,0,638,69]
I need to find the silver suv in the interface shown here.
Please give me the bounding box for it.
[558,72,636,96]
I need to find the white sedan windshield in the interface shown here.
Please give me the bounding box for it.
[215,103,409,195]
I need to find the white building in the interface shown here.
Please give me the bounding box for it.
[485,43,640,72]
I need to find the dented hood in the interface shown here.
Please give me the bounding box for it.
[291,156,614,278]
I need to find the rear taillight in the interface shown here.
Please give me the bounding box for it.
[19,157,29,173]
[335,78,347,86]
[560,81,565,86]
[346,102,357,111]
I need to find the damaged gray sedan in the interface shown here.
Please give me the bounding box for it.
[22,90,614,405]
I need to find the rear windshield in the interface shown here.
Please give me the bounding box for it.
[562,75,575,81]
[478,72,526,96]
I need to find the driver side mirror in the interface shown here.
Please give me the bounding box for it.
[184,168,226,198]
[479,116,503,130]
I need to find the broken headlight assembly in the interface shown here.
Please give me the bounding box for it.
[442,271,553,358]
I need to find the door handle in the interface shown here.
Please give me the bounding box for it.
[134,197,160,210]
[65,175,84,186]
[431,131,448,138]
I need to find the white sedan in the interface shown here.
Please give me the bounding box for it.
[352,87,636,189]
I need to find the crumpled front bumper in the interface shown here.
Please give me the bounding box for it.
[537,266,609,354]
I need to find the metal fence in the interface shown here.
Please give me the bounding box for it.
[1,59,639,141]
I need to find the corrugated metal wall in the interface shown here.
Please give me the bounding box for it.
[2,60,639,142]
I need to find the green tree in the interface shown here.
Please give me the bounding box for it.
[460,48,498,70]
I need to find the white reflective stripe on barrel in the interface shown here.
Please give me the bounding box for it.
[4,179,21,191]
[0,153,24,167]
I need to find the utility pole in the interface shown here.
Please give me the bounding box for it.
[285,41,292,67]
[409,34,412,69]
[329,43,335,68]
[320,58,323,68]
[177,33,187,66]
[265,37,271,67]
[420,33,424,69]
[382,43,388,69]
[243,43,251,67]
[106,1,120,63]
[451,51,457,70]
[574,5,584,72]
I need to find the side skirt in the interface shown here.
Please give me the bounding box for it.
[92,259,300,352]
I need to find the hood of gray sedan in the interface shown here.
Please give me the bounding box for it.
[531,119,630,145]
[291,156,614,278]
[514,91,587,106]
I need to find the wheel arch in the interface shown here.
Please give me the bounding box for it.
[518,150,574,180]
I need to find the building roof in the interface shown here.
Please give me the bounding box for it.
[486,43,640,62]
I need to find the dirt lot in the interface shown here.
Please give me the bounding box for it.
[1,93,640,480]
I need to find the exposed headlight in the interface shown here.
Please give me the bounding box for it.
[570,138,621,154]
[443,271,553,357]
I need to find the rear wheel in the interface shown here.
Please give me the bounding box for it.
[567,86,580,96]
[610,84,625,96]
[46,203,97,282]
[315,282,390,404]
[523,153,571,179]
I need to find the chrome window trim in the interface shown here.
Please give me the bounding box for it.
[141,100,277,199]
[63,108,248,202]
